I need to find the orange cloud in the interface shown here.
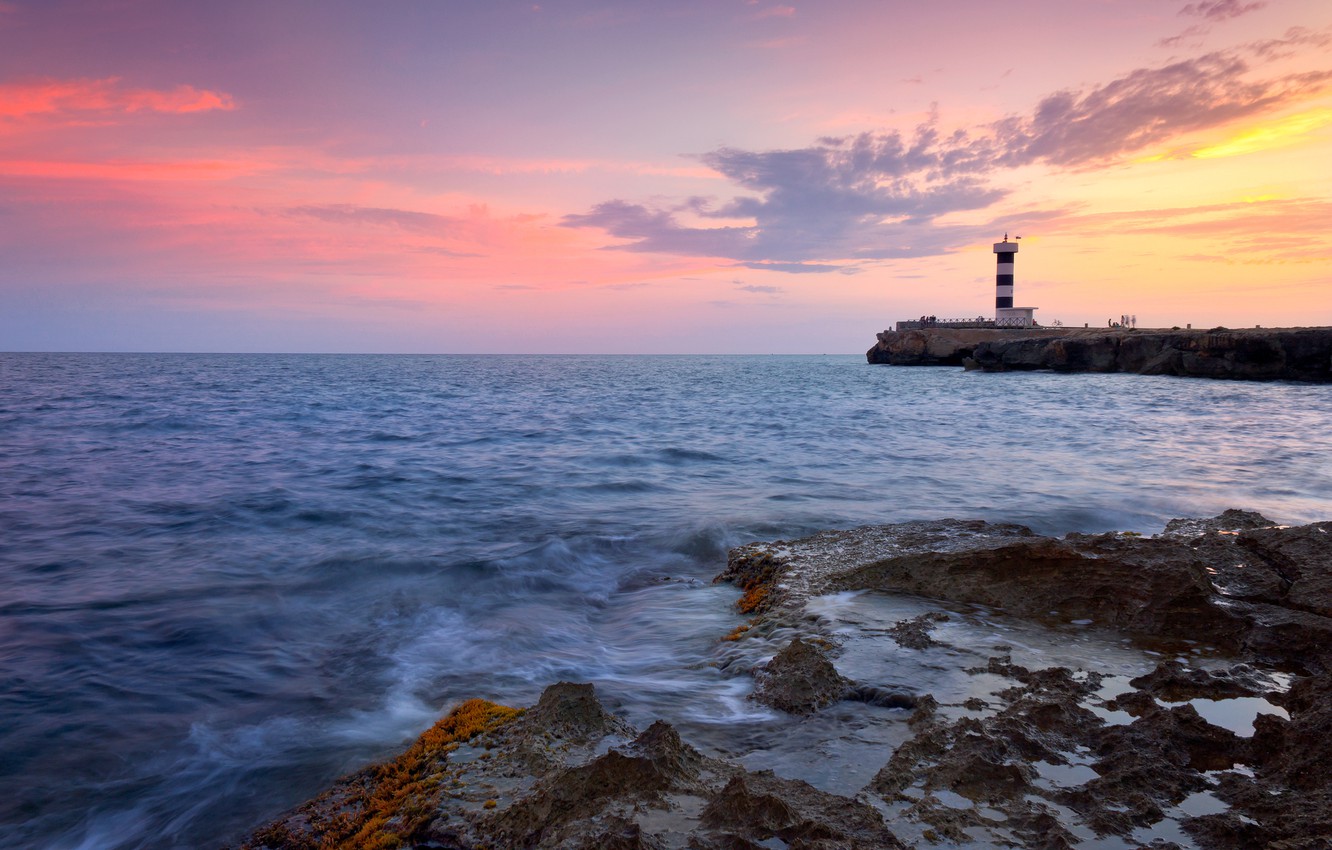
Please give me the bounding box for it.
[0,77,235,119]
[1037,197,1332,264]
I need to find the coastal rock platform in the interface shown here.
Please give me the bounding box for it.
[240,511,1332,850]
[866,326,1332,382]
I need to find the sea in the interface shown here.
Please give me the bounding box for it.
[1,353,1328,849]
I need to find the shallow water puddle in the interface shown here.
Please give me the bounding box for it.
[734,700,913,795]
[809,590,1164,712]
[1033,758,1100,789]
[933,789,974,810]
[633,793,707,846]
[1165,695,1288,736]
[1177,789,1228,817]
[730,590,1261,849]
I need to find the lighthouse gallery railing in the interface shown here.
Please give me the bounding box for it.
[894,317,1039,331]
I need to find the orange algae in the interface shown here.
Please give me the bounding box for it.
[246,698,522,850]
[737,584,768,614]
[334,699,522,848]
[722,624,752,641]
[726,550,781,615]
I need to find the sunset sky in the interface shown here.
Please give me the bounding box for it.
[2,0,1330,353]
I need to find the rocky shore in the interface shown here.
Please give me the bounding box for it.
[239,510,1332,850]
[866,326,1332,381]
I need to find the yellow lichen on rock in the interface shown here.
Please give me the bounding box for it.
[334,699,522,849]
[723,550,781,616]
[737,584,768,614]
[243,698,522,850]
[722,623,751,641]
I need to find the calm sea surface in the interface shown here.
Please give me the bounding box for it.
[1,353,1329,849]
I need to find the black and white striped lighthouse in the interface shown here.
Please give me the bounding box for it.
[992,234,1037,326]
[994,235,1017,316]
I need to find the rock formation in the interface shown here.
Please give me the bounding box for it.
[721,510,1332,668]
[750,637,851,714]
[240,682,905,850]
[240,511,1332,849]
[716,511,1332,848]
[866,327,1072,367]
[866,327,1332,382]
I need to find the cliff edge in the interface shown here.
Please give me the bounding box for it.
[867,326,1332,382]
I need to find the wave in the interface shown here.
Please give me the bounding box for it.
[3,354,1329,848]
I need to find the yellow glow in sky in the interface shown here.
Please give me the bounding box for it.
[1192,109,1332,159]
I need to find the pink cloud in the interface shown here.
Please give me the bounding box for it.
[1158,25,1208,48]
[0,162,684,312]
[0,158,259,181]
[1180,0,1266,22]
[121,86,234,114]
[0,77,235,120]
[566,39,1332,272]
[409,154,716,179]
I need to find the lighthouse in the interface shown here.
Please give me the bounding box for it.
[993,235,1037,327]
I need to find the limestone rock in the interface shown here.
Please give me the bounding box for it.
[825,533,1246,645]
[1129,659,1272,702]
[868,327,1332,382]
[751,637,851,715]
[723,513,1332,667]
[240,682,901,850]
[699,771,905,849]
[866,327,1070,366]
[243,511,1332,850]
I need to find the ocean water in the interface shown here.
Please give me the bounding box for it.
[1,353,1328,849]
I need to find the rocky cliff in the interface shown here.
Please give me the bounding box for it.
[866,326,1332,382]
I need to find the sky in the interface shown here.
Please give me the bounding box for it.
[1,0,1330,353]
